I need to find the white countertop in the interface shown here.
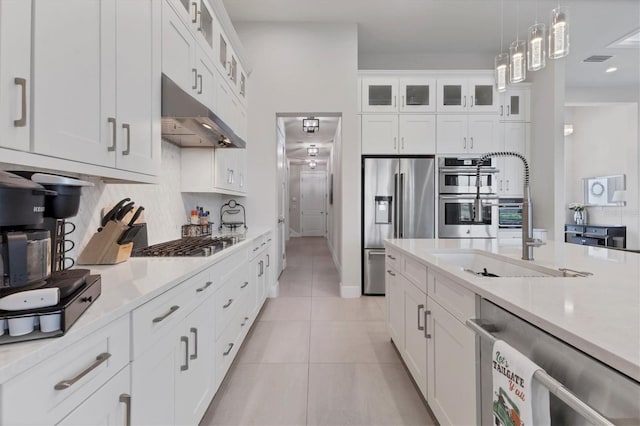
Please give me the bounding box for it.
[385,238,640,382]
[0,228,272,383]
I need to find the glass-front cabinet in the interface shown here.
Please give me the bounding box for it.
[499,88,530,122]
[168,0,215,54]
[399,78,436,113]
[362,77,398,113]
[437,77,498,113]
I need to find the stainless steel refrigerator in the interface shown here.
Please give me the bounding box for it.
[362,157,435,295]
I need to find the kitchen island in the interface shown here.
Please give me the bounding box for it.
[384,238,640,425]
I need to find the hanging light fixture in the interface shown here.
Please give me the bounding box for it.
[308,160,317,169]
[302,117,319,133]
[527,0,546,71]
[494,0,508,92]
[509,0,526,83]
[549,5,569,59]
[307,144,319,157]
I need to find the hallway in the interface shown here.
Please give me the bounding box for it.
[201,237,436,425]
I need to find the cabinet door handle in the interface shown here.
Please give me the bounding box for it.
[196,281,213,293]
[506,105,510,116]
[192,68,198,89]
[393,95,396,108]
[393,136,397,150]
[227,61,232,77]
[190,327,198,360]
[266,254,270,267]
[191,2,198,23]
[506,179,509,191]
[463,137,467,149]
[470,137,474,149]
[122,123,131,155]
[152,305,179,323]
[499,179,503,192]
[240,281,249,289]
[261,242,266,246]
[223,342,234,356]
[500,105,504,116]
[241,316,249,327]
[401,95,405,108]
[180,336,189,371]
[119,394,132,426]
[417,304,425,331]
[14,77,27,127]
[470,95,474,107]
[387,254,396,260]
[463,95,467,108]
[107,117,117,152]
[424,310,432,339]
[197,74,203,94]
[54,353,111,390]
[386,269,396,277]
[223,298,233,309]
[401,136,405,150]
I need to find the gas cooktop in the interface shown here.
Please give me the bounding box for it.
[131,235,240,257]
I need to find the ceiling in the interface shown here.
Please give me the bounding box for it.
[223,0,640,90]
[281,116,340,164]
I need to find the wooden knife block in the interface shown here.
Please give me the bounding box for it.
[78,220,133,265]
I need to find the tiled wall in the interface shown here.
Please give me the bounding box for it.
[1,140,243,262]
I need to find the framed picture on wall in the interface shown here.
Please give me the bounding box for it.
[329,174,333,205]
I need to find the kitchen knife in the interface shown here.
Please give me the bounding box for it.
[116,202,135,221]
[0,288,60,311]
[117,224,144,245]
[128,206,145,226]
[100,197,131,230]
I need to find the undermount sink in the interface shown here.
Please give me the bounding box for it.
[431,250,583,278]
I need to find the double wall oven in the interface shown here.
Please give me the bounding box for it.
[438,157,499,239]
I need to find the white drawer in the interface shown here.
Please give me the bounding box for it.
[403,255,427,293]
[132,268,210,358]
[215,309,243,386]
[428,271,476,323]
[1,315,130,426]
[385,247,401,270]
[249,235,265,259]
[214,265,246,339]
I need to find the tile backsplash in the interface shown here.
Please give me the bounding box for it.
[1,140,242,262]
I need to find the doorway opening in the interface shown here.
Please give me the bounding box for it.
[275,113,342,279]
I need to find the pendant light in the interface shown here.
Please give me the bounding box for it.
[494,0,508,92]
[527,0,546,71]
[509,0,526,83]
[549,5,569,59]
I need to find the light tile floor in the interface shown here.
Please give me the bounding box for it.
[201,237,436,426]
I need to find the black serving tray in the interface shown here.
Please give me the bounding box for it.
[0,275,101,345]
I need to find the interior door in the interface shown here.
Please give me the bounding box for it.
[400,158,435,239]
[300,171,326,236]
[276,120,286,275]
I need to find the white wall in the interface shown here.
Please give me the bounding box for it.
[1,140,232,261]
[565,104,639,248]
[236,22,359,296]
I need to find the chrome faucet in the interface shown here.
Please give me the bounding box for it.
[473,151,544,260]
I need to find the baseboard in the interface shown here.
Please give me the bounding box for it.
[289,229,301,237]
[340,284,361,298]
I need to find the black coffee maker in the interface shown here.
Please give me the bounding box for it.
[0,171,54,288]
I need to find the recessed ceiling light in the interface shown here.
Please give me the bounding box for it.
[605,67,618,73]
[201,123,213,130]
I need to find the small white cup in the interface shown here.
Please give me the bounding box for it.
[39,313,62,333]
[8,317,35,336]
[0,319,6,336]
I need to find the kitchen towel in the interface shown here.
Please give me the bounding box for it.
[492,340,550,426]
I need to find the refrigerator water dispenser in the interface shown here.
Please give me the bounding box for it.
[375,196,392,224]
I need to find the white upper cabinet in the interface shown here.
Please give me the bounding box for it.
[398,115,436,154]
[162,2,198,95]
[399,77,436,113]
[436,114,500,155]
[0,0,31,152]
[196,46,218,112]
[496,122,529,196]
[362,77,399,113]
[362,114,436,155]
[361,114,399,154]
[166,0,215,57]
[32,0,160,175]
[499,87,530,122]
[437,76,498,113]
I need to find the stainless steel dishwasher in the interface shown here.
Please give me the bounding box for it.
[471,299,640,425]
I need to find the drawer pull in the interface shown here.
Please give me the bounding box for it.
[253,247,259,252]
[152,305,180,323]
[54,352,111,390]
[240,281,249,289]
[387,255,396,260]
[180,336,189,371]
[387,270,396,277]
[196,281,213,292]
[241,316,249,327]
[424,310,432,339]
[417,304,425,331]
[261,242,266,246]
[223,343,234,356]
[223,299,233,309]
[119,394,131,426]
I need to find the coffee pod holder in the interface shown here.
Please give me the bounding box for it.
[0,275,101,345]
[77,221,133,265]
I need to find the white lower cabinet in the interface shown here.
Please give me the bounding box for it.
[427,298,477,426]
[384,244,478,425]
[58,366,131,426]
[402,276,428,398]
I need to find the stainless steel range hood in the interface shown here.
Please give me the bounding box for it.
[161,74,246,149]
